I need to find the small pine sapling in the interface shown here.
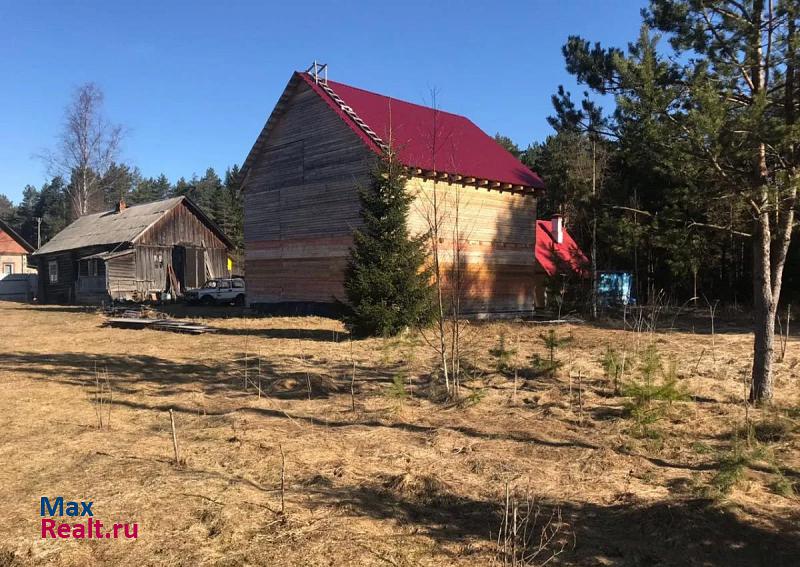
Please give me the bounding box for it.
[385,372,409,407]
[489,332,518,375]
[538,329,574,379]
[600,346,627,395]
[622,344,689,438]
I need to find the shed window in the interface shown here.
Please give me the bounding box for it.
[48,260,58,284]
[79,259,105,277]
[2,263,12,276]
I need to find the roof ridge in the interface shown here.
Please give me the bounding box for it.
[94,195,184,216]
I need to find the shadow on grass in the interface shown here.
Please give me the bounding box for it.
[18,305,98,314]
[100,396,600,450]
[0,350,400,400]
[214,327,350,342]
[304,478,799,566]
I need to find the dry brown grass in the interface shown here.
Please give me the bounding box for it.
[0,301,798,566]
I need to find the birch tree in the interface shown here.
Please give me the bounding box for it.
[42,83,124,218]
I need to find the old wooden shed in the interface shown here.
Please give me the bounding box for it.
[31,197,232,304]
[240,68,549,315]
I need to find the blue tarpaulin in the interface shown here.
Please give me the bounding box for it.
[598,272,634,305]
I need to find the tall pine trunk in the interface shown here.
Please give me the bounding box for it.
[750,195,775,402]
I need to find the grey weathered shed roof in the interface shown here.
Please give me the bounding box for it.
[34,197,188,256]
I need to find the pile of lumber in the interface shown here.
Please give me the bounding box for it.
[102,309,218,335]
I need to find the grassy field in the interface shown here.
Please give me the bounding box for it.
[0,301,797,566]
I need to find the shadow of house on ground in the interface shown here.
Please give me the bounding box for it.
[0,351,237,397]
[0,350,401,400]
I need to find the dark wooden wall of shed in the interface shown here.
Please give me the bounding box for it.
[243,79,373,307]
[36,245,115,303]
[36,252,75,303]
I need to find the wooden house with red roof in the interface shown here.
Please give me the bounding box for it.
[240,66,581,315]
[0,218,35,278]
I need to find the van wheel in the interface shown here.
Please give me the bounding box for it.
[200,295,215,306]
[234,294,245,306]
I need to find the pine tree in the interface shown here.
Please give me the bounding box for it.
[222,165,244,268]
[555,1,800,402]
[344,151,433,337]
[36,177,70,245]
[129,173,172,204]
[0,194,14,221]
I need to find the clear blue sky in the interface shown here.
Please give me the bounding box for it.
[0,0,647,203]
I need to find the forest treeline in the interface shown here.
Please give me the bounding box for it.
[494,129,764,307]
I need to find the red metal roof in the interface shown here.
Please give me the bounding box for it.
[300,73,545,190]
[535,220,589,277]
[0,219,33,254]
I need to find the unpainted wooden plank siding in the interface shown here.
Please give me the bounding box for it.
[137,201,229,251]
[244,80,373,304]
[132,201,229,295]
[134,245,170,294]
[407,177,540,312]
[107,253,137,299]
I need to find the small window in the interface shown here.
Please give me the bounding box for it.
[49,260,58,284]
[80,259,105,277]
[232,280,244,289]
[2,264,12,276]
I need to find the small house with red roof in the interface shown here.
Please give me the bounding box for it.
[534,215,590,305]
[0,218,35,278]
[240,66,578,314]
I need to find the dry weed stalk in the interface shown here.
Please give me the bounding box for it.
[776,303,791,363]
[741,367,752,443]
[257,350,263,399]
[350,339,356,412]
[88,363,113,429]
[169,408,181,467]
[496,484,573,566]
[279,444,286,516]
[513,332,520,404]
[705,297,719,371]
[243,332,250,391]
